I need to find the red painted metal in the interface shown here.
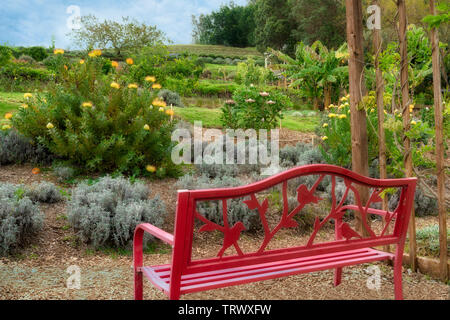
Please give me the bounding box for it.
[133,164,417,300]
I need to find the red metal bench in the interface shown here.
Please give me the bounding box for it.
[133,164,416,300]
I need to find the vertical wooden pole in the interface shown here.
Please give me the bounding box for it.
[372,0,389,251]
[430,0,448,282]
[345,0,370,236]
[397,0,417,271]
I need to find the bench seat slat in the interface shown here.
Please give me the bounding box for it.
[141,248,392,296]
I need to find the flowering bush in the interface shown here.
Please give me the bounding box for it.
[11,50,179,177]
[317,92,436,177]
[221,85,292,131]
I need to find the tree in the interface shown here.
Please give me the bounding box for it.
[70,15,166,57]
[427,0,447,282]
[192,2,256,47]
[254,0,293,53]
[289,0,347,50]
[345,0,370,237]
[271,41,348,109]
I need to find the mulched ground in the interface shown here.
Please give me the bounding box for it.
[0,164,448,300]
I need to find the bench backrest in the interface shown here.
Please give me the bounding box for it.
[171,165,417,275]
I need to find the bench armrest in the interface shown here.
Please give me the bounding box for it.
[135,223,174,246]
[134,223,174,270]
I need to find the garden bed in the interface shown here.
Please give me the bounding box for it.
[0,164,448,300]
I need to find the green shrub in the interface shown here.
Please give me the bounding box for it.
[235,58,272,86]
[67,176,167,249]
[0,46,13,67]
[25,47,49,62]
[0,183,44,256]
[195,81,238,97]
[165,77,198,96]
[0,63,54,81]
[11,52,179,177]
[221,85,292,130]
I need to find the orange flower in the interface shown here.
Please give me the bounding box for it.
[111,61,119,68]
[4,113,13,120]
[32,168,41,175]
[165,109,174,116]
[126,58,134,65]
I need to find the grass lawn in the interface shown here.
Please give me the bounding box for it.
[174,106,223,128]
[174,106,319,132]
[205,63,238,73]
[0,92,23,125]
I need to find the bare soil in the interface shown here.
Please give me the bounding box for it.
[0,164,448,300]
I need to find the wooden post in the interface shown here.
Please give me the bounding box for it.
[372,0,389,251]
[430,0,448,282]
[397,0,417,271]
[345,0,370,236]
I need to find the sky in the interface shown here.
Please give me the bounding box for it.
[0,0,248,49]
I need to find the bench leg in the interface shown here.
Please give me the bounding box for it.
[135,270,143,300]
[334,267,342,287]
[393,259,403,300]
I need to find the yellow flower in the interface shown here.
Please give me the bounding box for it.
[370,108,375,113]
[384,110,388,115]
[153,98,166,108]
[159,107,165,112]
[152,83,162,90]
[79,59,85,64]
[24,93,33,99]
[4,113,13,120]
[2,124,11,130]
[126,58,134,65]
[111,61,119,68]
[46,123,54,129]
[322,123,329,128]
[143,124,150,131]
[166,109,174,116]
[328,113,337,118]
[110,82,120,89]
[21,104,28,109]
[328,104,336,109]
[411,120,417,125]
[88,49,102,57]
[82,102,93,108]
[146,165,156,173]
[128,83,139,89]
[409,104,414,113]
[145,76,156,82]
[321,136,328,141]
[339,114,347,119]
[340,96,348,102]
[53,48,64,55]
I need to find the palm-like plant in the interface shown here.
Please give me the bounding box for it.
[270,41,348,110]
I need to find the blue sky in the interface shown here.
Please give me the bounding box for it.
[0,0,247,49]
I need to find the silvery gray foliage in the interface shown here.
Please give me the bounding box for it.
[0,130,53,166]
[0,183,43,256]
[388,186,438,217]
[158,89,185,108]
[279,143,324,168]
[53,165,75,182]
[25,182,62,203]
[176,174,260,231]
[67,176,167,249]
[325,180,354,205]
